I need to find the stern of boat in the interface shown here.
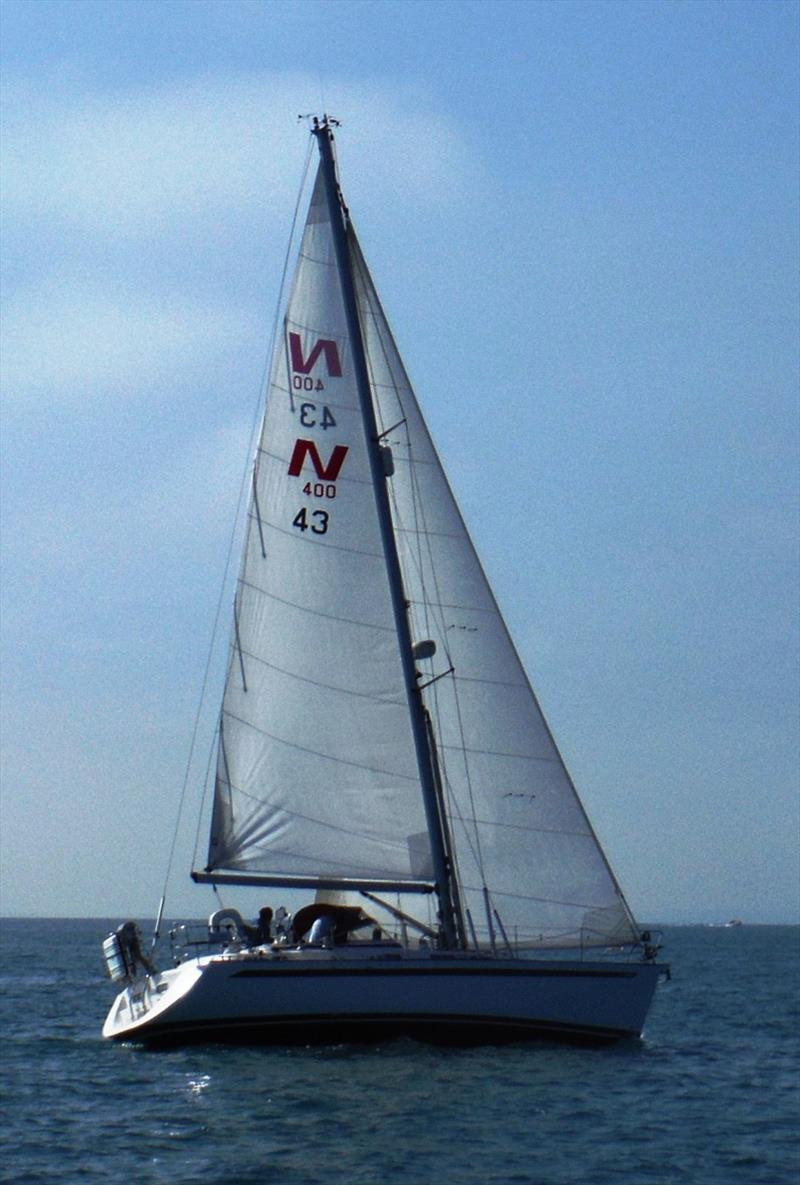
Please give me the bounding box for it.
[102,961,204,1040]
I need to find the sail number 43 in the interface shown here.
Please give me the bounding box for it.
[299,402,336,429]
[293,508,329,535]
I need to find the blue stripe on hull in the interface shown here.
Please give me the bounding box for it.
[231,965,638,980]
[111,1011,637,1047]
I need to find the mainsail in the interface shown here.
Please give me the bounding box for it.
[205,147,639,949]
[206,166,433,888]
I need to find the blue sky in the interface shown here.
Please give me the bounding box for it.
[1,0,798,924]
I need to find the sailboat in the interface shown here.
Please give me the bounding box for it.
[101,117,666,1045]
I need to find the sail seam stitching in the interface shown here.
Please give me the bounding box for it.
[215,788,418,857]
[459,818,594,838]
[234,644,406,703]
[238,577,396,632]
[221,709,419,781]
[438,744,559,763]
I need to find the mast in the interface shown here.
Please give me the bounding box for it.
[312,117,464,950]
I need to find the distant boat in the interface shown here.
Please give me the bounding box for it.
[725,919,743,927]
[101,116,667,1045]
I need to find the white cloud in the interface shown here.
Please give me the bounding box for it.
[2,72,478,238]
[1,284,259,403]
[0,68,491,917]
[5,413,252,587]
[1,72,483,412]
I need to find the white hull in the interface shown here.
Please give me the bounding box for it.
[103,946,663,1045]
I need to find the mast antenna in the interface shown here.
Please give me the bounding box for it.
[298,113,341,130]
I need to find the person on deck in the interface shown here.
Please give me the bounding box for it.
[257,907,273,944]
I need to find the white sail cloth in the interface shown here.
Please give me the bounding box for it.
[207,161,639,948]
[207,169,432,885]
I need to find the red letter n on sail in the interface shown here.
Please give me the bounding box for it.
[289,332,342,377]
[288,439,349,481]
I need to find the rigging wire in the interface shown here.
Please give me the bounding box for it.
[349,238,489,931]
[405,423,488,886]
[191,723,220,871]
[351,249,576,944]
[359,245,486,871]
[354,249,592,945]
[158,136,316,921]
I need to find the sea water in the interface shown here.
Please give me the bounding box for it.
[1,920,797,1185]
